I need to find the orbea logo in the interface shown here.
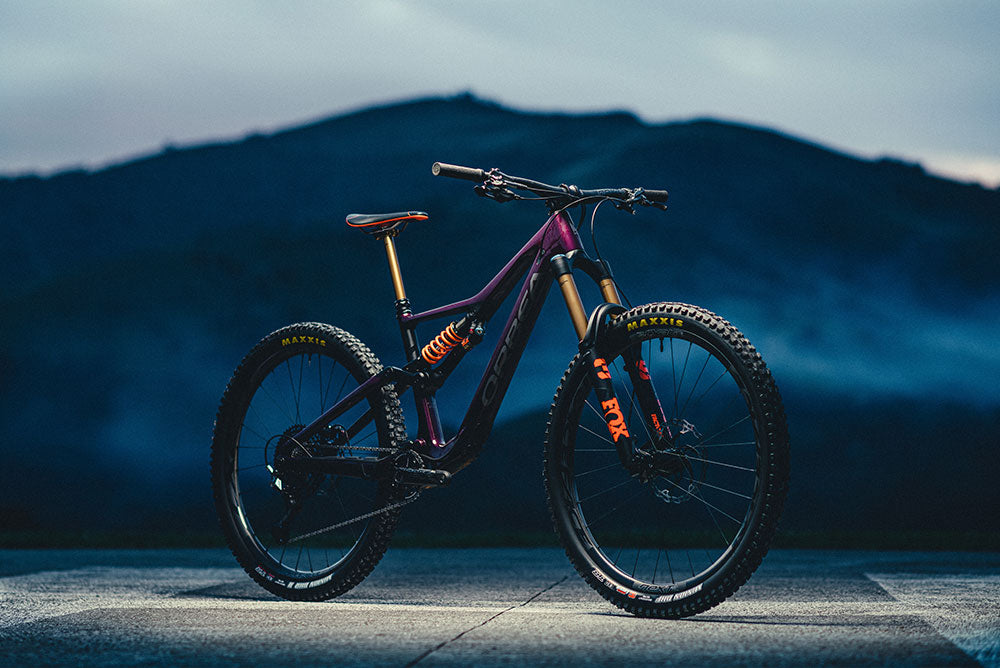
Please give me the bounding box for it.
[601,397,629,442]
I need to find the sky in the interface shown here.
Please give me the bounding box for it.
[2,1,998,186]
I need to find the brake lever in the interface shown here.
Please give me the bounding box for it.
[628,189,669,212]
[612,199,636,214]
[474,184,517,203]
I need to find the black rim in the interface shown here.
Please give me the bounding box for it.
[562,329,762,593]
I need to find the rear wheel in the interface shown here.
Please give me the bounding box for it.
[544,303,789,617]
[211,322,407,600]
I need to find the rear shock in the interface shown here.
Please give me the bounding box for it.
[420,322,465,365]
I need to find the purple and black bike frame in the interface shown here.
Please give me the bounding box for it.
[284,211,668,482]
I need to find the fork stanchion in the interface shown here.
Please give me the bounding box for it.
[599,278,622,306]
[550,254,588,340]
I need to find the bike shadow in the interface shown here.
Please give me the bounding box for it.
[175,581,284,601]
[590,610,866,628]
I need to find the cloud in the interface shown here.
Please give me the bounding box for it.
[0,0,997,184]
[921,154,1000,188]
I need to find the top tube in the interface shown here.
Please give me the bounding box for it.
[400,211,582,326]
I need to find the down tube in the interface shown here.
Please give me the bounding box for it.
[445,219,583,468]
[445,261,552,467]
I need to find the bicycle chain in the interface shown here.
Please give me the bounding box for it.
[280,437,418,543]
[287,490,420,544]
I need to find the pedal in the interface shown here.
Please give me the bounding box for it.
[395,467,451,487]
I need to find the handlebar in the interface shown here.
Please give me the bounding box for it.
[431,162,486,182]
[431,161,668,208]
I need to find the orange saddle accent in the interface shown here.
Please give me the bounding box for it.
[345,211,428,235]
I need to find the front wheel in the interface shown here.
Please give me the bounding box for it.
[544,303,789,618]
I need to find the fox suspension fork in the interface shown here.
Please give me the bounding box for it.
[550,254,671,473]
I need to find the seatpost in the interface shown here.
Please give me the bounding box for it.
[377,231,421,362]
[381,231,407,301]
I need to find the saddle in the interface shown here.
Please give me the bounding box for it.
[345,211,428,235]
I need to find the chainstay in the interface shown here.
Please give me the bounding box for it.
[287,491,420,544]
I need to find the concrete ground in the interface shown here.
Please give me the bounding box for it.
[1,548,998,666]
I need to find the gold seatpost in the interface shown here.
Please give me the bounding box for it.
[381,231,407,301]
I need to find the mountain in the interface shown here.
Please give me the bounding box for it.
[1,93,997,542]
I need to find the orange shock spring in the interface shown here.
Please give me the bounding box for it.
[421,322,465,364]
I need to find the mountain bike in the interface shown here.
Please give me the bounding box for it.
[211,162,790,618]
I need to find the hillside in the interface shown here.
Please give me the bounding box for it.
[1,94,997,540]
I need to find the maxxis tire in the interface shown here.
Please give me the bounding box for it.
[544,302,789,618]
[211,322,406,601]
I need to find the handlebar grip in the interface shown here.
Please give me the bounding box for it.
[644,189,669,203]
[432,162,486,182]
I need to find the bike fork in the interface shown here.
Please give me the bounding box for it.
[552,257,670,472]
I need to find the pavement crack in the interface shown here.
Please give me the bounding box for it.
[405,575,570,667]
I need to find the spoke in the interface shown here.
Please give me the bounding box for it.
[296,355,305,423]
[577,476,635,504]
[237,463,269,472]
[346,408,375,440]
[676,342,692,407]
[684,368,729,420]
[285,361,298,422]
[670,338,677,418]
[698,415,752,447]
[627,383,637,434]
[577,424,615,452]
[687,550,695,577]
[332,371,352,407]
[318,354,325,412]
[239,417,270,446]
[692,478,752,500]
[652,549,661,584]
[697,441,756,449]
[665,548,675,584]
[322,360,340,411]
[335,478,364,543]
[575,461,626,478]
[583,486,648,529]
[691,484,733,546]
[257,379,297,429]
[632,548,640,578]
[576,447,618,452]
[678,354,711,419]
[662,477,742,524]
[352,427,377,448]
[584,399,607,424]
[578,424,616,446]
[682,454,755,472]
